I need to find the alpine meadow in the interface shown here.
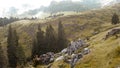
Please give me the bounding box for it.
[0,0,120,68]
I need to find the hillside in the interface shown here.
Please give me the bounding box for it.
[38,24,120,68]
[75,26,120,68]
[0,3,120,68]
[36,3,120,68]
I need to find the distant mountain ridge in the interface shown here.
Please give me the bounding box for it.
[7,0,120,18]
[19,0,102,17]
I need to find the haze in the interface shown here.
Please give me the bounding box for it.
[0,0,114,17]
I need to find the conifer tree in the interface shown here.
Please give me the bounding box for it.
[45,24,57,52]
[32,24,45,57]
[7,25,17,67]
[112,13,119,24]
[14,29,26,66]
[58,21,68,51]
[36,25,45,54]
[7,25,25,67]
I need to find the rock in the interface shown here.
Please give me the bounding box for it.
[78,53,83,59]
[70,54,79,68]
[61,48,67,54]
[50,57,54,62]
[55,56,64,62]
[71,54,76,57]
[32,52,55,65]
[64,56,71,64]
[65,38,89,56]
[105,28,120,40]
[82,48,90,55]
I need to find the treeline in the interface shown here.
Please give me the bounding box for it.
[0,21,68,68]
[32,21,68,57]
[0,17,19,26]
[0,17,38,26]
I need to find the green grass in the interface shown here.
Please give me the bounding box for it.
[75,29,120,68]
[0,3,120,68]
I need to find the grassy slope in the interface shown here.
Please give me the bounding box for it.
[75,25,120,68]
[37,3,120,68]
[0,3,120,67]
[36,24,120,68]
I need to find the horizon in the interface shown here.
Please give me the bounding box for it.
[0,0,114,17]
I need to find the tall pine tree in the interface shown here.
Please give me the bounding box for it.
[7,25,25,67]
[7,25,17,67]
[58,21,68,51]
[45,24,57,52]
[32,24,45,57]
[36,25,45,55]
[14,29,26,67]
[112,13,119,24]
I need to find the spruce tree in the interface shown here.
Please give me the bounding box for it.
[58,21,68,51]
[14,29,26,66]
[32,24,45,57]
[45,24,57,52]
[7,25,25,67]
[112,13,119,24]
[7,25,17,67]
[36,25,45,55]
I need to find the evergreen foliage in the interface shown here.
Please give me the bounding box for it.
[7,25,26,67]
[112,13,119,24]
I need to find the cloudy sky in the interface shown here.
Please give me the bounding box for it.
[0,0,114,17]
[0,0,58,16]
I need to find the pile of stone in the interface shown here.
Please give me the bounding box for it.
[33,38,90,67]
[57,38,90,68]
[61,39,89,55]
[63,48,90,68]
[33,52,54,65]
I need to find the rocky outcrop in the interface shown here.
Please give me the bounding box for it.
[104,28,120,40]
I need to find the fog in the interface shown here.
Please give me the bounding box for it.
[0,0,116,17]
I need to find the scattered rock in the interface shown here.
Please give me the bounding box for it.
[32,38,90,67]
[33,52,55,65]
[104,28,120,40]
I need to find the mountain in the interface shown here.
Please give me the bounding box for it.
[18,0,102,18]
[32,3,120,68]
[42,0,101,13]
[19,0,120,18]
[1,2,120,68]
[5,0,120,18]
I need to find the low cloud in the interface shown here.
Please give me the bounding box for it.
[3,0,119,18]
[6,7,19,17]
